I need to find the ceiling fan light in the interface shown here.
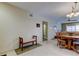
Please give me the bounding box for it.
[66,14,72,18]
[66,14,70,17]
[74,12,79,16]
[70,12,74,16]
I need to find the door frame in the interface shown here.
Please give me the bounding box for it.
[42,21,48,41]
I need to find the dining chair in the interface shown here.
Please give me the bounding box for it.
[72,39,79,53]
[56,32,67,48]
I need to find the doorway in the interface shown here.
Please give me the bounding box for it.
[42,21,48,41]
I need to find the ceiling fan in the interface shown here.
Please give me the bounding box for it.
[67,18,77,21]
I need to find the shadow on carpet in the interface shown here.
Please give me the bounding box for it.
[15,44,42,55]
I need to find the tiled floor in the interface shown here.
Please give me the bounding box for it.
[1,39,79,56]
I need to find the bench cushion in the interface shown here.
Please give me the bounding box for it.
[23,38,36,42]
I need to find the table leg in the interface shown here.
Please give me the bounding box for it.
[68,40,72,49]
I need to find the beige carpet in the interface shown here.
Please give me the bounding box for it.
[15,44,42,55]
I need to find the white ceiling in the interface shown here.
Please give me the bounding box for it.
[9,2,79,20]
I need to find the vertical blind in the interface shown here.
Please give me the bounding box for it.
[62,22,79,32]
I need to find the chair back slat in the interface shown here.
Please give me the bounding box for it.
[32,35,37,40]
[19,37,23,44]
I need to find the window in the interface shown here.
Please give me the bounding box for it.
[76,25,79,31]
[66,26,76,32]
[62,22,79,32]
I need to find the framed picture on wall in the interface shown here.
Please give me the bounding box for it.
[36,23,40,28]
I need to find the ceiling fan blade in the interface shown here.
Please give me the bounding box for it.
[68,19,77,21]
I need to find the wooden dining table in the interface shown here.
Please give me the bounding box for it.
[60,35,79,49]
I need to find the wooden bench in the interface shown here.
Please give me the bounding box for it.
[19,35,37,51]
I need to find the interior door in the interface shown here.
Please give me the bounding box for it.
[42,21,48,41]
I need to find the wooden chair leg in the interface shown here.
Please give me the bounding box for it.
[21,44,23,51]
[71,44,79,54]
[58,42,63,48]
[64,44,67,48]
[57,43,58,46]
[36,40,37,45]
[32,41,34,45]
[58,41,67,48]
[57,41,61,47]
